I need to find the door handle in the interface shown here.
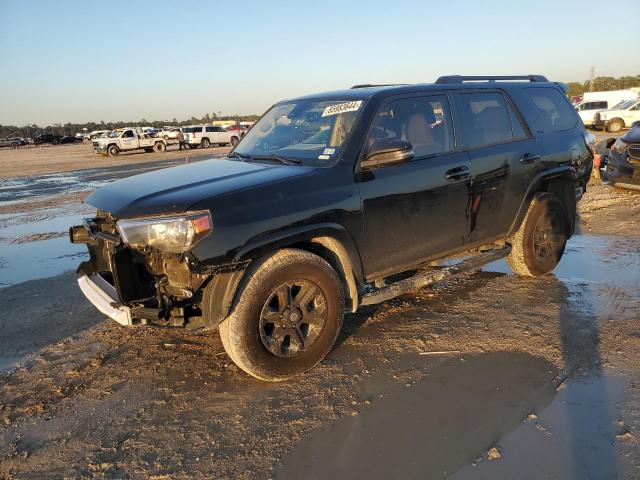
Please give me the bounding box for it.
[520,153,541,164]
[445,166,470,181]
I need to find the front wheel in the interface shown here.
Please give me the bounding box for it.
[606,119,624,133]
[506,195,569,277]
[216,249,344,381]
[107,145,119,156]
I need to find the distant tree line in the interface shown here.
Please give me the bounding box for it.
[2,75,640,138]
[0,113,262,139]
[566,75,640,98]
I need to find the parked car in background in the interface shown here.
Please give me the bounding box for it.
[60,135,82,144]
[92,128,167,156]
[575,100,608,126]
[70,74,593,381]
[593,98,640,132]
[34,133,64,144]
[226,124,250,138]
[160,126,181,140]
[89,130,111,140]
[600,123,640,190]
[183,125,240,148]
[0,136,28,148]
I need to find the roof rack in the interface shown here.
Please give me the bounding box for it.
[350,83,407,89]
[435,75,548,84]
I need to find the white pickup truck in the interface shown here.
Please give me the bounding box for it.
[93,128,167,156]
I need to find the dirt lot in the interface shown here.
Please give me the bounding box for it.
[0,145,639,478]
[0,143,230,179]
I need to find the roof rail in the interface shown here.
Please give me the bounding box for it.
[350,83,406,89]
[435,75,549,84]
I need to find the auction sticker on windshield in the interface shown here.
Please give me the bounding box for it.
[322,101,362,117]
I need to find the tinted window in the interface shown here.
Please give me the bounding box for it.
[122,130,134,138]
[365,94,454,158]
[596,101,607,109]
[525,87,578,132]
[205,126,215,132]
[506,101,528,139]
[455,92,515,148]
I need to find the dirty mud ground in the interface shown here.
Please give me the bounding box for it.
[0,165,639,478]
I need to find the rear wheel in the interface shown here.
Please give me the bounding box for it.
[506,195,569,277]
[107,145,119,156]
[217,249,344,381]
[606,119,624,133]
[200,138,210,149]
[153,142,166,153]
[230,136,240,147]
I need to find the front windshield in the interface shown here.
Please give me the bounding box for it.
[612,100,635,110]
[108,130,121,138]
[235,99,364,163]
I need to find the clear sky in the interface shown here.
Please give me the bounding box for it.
[0,0,638,126]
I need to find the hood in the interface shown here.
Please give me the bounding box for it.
[621,126,640,143]
[85,158,314,218]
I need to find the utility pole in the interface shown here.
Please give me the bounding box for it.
[589,66,595,92]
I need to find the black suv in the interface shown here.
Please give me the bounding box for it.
[34,133,64,144]
[70,75,594,381]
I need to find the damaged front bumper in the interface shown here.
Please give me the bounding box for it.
[70,213,248,328]
[77,274,133,326]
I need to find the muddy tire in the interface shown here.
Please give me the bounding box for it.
[230,136,240,147]
[506,195,569,277]
[107,145,119,156]
[606,119,624,133]
[200,138,210,149]
[218,249,344,381]
[153,142,166,153]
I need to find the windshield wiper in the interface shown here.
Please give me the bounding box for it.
[249,154,301,165]
[228,151,250,161]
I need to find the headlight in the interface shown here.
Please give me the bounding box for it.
[611,139,628,155]
[116,211,212,253]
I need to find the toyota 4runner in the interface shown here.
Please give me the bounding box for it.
[70,75,594,381]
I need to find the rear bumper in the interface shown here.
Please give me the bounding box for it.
[77,274,133,326]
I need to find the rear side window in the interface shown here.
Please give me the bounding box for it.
[525,87,577,132]
[205,126,215,132]
[455,92,524,148]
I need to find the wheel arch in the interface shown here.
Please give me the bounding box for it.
[200,224,364,328]
[233,223,364,313]
[508,166,577,237]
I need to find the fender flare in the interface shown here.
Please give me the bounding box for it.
[201,223,365,327]
[233,222,365,313]
[508,165,575,236]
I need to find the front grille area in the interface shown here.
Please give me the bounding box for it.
[628,144,640,160]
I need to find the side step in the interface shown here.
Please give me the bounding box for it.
[360,246,511,306]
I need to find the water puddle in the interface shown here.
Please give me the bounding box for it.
[274,352,560,479]
[0,155,218,287]
[275,352,633,480]
[450,374,632,480]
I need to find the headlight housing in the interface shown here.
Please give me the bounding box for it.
[116,211,212,253]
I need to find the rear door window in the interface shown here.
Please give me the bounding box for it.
[525,87,578,132]
[454,92,523,148]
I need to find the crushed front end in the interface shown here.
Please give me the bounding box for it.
[70,210,238,328]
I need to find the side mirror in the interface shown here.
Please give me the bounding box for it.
[360,139,414,170]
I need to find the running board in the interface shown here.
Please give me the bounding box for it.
[360,246,511,306]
